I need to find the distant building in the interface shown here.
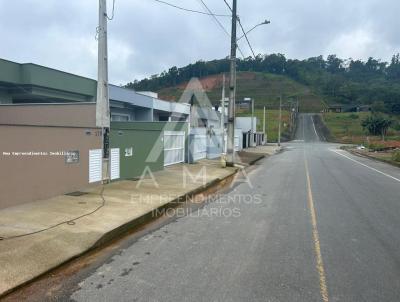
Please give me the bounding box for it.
[355,105,372,112]
[236,98,252,110]
[326,104,372,113]
[327,104,344,113]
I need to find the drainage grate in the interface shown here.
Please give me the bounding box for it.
[65,191,88,197]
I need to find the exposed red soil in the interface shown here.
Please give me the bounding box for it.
[176,72,257,92]
[381,140,400,148]
[177,74,222,91]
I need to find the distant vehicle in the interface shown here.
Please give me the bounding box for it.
[356,145,366,150]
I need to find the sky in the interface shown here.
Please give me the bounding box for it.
[0,0,399,85]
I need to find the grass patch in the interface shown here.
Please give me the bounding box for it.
[236,109,292,142]
[322,112,400,145]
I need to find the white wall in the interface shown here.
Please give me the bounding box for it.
[235,117,257,133]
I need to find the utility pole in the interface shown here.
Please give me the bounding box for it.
[226,0,237,166]
[263,106,266,144]
[251,98,255,147]
[221,73,226,154]
[96,0,110,182]
[278,95,282,147]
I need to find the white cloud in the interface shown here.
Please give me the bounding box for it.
[0,0,399,84]
[326,29,375,59]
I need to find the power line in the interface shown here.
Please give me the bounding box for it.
[222,0,232,12]
[153,0,230,17]
[222,0,257,58]
[196,0,245,58]
[222,0,254,58]
[106,0,116,20]
[198,0,230,36]
[238,17,257,58]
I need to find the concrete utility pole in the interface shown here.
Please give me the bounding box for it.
[226,0,237,166]
[278,95,282,147]
[221,73,226,154]
[263,106,266,144]
[251,98,255,147]
[96,0,110,181]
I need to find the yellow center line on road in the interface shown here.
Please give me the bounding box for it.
[304,154,329,302]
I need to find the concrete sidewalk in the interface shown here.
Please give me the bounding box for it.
[0,160,236,296]
[241,144,281,156]
[237,144,281,166]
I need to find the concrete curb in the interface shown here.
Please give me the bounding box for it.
[92,169,238,248]
[237,154,266,167]
[0,168,239,298]
[246,154,265,166]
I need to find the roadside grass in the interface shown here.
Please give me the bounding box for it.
[236,109,291,142]
[322,112,400,146]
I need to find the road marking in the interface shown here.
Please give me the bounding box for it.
[311,115,320,141]
[332,150,400,183]
[304,155,329,302]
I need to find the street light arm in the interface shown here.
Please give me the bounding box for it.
[237,20,270,41]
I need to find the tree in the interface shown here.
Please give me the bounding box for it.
[326,55,344,73]
[371,101,386,113]
[387,54,400,80]
[126,53,400,114]
[361,114,393,140]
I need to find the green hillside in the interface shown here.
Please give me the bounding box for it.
[128,54,400,114]
[157,72,327,113]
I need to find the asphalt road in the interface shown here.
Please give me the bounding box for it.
[67,114,400,302]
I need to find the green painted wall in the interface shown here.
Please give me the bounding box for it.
[0,59,21,83]
[21,64,97,97]
[110,122,188,179]
[0,58,96,98]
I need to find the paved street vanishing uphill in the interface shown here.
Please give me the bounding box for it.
[18,114,400,302]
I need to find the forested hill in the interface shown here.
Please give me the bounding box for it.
[126,54,400,113]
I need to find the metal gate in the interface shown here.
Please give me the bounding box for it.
[207,129,223,159]
[234,129,243,151]
[110,148,120,180]
[189,128,207,162]
[164,131,185,166]
[89,149,102,183]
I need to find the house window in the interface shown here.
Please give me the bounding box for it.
[159,116,169,122]
[111,114,130,122]
[125,147,133,157]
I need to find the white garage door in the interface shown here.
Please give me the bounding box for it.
[89,149,102,183]
[110,148,120,180]
[164,131,185,166]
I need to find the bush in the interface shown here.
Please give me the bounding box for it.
[349,113,359,119]
[392,151,400,162]
[368,143,386,151]
[392,121,400,131]
[361,115,393,137]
